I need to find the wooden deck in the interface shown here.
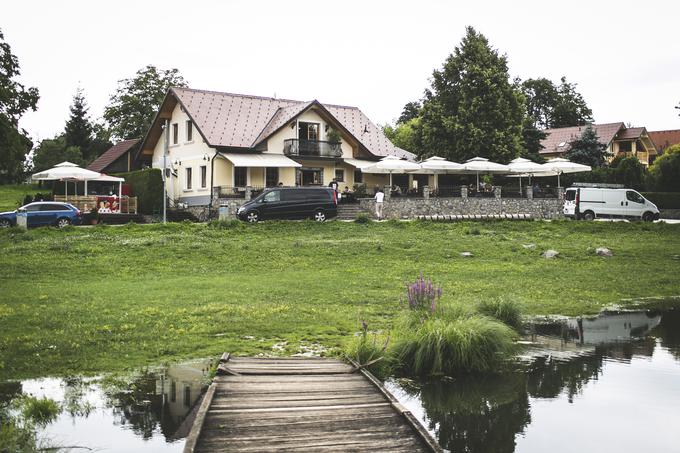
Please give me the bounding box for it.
[184,354,441,452]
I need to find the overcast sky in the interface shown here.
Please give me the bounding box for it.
[4,0,680,143]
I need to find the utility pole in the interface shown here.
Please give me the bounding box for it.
[162,119,169,223]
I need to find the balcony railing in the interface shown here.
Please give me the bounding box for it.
[283,139,342,158]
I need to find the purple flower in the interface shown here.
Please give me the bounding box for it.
[404,273,442,313]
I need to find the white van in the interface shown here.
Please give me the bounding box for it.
[564,186,659,221]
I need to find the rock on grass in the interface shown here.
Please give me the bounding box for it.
[542,250,559,259]
[596,247,613,257]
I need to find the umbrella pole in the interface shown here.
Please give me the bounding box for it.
[558,173,561,188]
[476,172,479,191]
[85,180,88,196]
[389,173,393,188]
[519,176,522,196]
[65,181,68,198]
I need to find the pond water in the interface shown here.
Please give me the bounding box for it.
[0,359,212,452]
[387,309,680,453]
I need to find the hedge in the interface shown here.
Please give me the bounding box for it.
[114,168,163,215]
[641,192,680,210]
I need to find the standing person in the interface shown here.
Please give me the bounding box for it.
[374,188,385,220]
[329,178,339,204]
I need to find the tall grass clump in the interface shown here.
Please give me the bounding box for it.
[476,298,524,331]
[16,395,61,425]
[392,316,517,376]
[344,322,392,379]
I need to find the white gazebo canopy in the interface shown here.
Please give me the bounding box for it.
[409,156,465,189]
[541,158,592,187]
[361,155,421,186]
[462,157,509,190]
[31,162,126,197]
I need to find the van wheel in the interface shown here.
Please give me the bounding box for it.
[56,218,71,228]
[313,210,326,222]
[246,211,259,223]
[0,219,11,228]
[642,212,654,222]
[582,211,595,221]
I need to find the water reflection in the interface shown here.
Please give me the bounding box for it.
[390,309,680,453]
[0,359,211,452]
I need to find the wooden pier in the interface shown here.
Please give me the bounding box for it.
[184,354,441,452]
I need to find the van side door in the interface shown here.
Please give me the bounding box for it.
[625,191,646,218]
[259,190,283,219]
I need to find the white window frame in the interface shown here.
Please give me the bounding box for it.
[335,169,345,182]
[200,165,207,189]
[185,167,193,191]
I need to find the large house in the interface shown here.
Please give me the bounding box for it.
[137,87,414,206]
[540,122,658,166]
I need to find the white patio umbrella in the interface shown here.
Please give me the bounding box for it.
[32,161,102,196]
[541,158,591,188]
[463,157,510,190]
[361,155,421,187]
[410,156,465,189]
[508,157,551,191]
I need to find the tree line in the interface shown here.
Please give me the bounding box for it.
[383,26,679,170]
[0,28,187,182]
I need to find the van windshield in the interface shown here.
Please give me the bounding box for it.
[626,191,644,204]
[565,190,576,201]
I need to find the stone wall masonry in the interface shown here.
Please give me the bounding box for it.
[359,196,563,220]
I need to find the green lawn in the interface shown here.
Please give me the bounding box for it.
[0,184,41,212]
[1,220,679,380]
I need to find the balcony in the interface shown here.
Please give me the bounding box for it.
[283,139,342,158]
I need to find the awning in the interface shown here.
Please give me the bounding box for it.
[343,158,377,169]
[220,153,302,168]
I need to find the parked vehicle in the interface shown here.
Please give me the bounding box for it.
[0,202,82,228]
[236,187,337,222]
[564,186,659,221]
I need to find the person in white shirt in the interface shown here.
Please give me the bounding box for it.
[374,188,385,220]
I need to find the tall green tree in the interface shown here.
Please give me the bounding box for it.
[32,136,85,173]
[649,144,680,191]
[419,27,525,163]
[64,88,92,153]
[397,101,421,125]
[520,119,546,162]
[551,77,593,128]
[521,77,593,129]
[103,65,187,141]
[382,117,421,153]
[564,125,609,168]
[0,28,39,183]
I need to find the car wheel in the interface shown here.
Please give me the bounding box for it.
[642,212,654,222]
[0,219,11,228]
[246,211,259,223]
[56,217,71,228]
[314,210,326,222]
[582,211,595,221]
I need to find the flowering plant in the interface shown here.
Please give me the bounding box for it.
[405,273,442,313]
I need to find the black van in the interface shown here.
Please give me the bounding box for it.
[236,187,337,222]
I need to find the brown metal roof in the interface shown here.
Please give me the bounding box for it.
[648,129,680,152]
[87,139,139,172]
[539,123,624,155]
[167,87,414,160]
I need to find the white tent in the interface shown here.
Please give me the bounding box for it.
[32,162,103,197]
[507,157,553,191]
[361,155,421,187]
[463,157,509,190]
[541,158,591,187]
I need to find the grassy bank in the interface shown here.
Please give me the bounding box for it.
[0,184,40,212]
[1,220,679,380]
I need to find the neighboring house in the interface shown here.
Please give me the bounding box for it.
[540,122,658,166]
[648,129,680,154]
[87,139,140,173]
[137,87,414,206]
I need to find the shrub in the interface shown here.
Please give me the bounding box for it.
[649,144,680,192]
[641,192,680,209]
[354,184,368,198]
[15,395,61,425]
[114,168,163,215]
[391,316,516,376]
[476,298,523,330]
[354,213,371,224]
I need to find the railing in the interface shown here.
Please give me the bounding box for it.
[283,139,342,158]
[533,187,559,199]
[431,186,462,198]
[54,195,138,214]
[214,186,266,199]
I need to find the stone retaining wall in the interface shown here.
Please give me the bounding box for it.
[358,197,563,220]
